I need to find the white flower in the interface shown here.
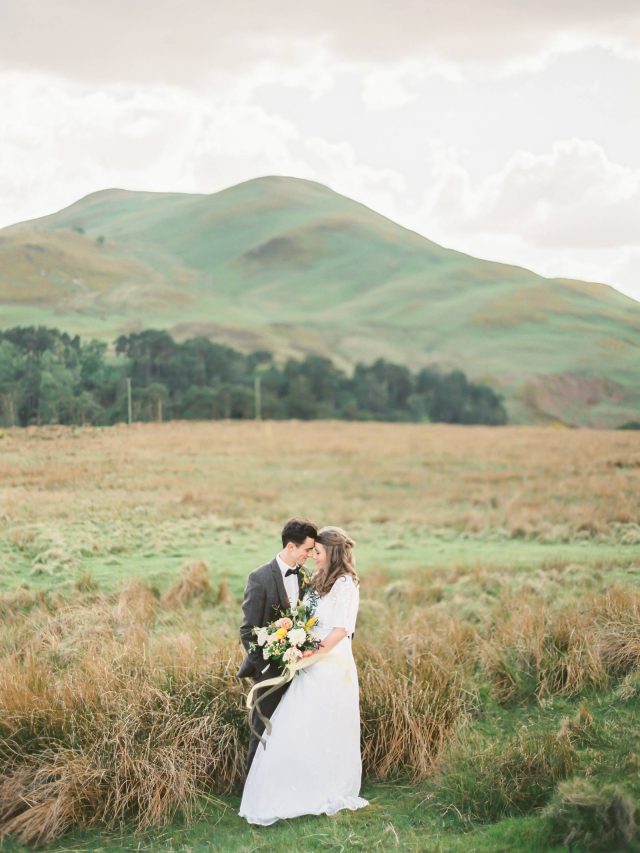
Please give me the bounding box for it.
[283,647,302,664]
[287,628,307,647]
[263,648,271,660]
[256,627,269,647]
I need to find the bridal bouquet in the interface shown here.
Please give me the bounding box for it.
[246,586,323,745]
[251,598,321,672]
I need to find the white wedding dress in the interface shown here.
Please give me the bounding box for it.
[239,574,369,825]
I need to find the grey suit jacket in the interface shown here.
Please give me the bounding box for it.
[237,557,304,679]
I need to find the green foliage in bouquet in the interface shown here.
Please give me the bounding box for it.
[249,595,321,671]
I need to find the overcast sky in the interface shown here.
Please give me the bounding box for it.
[1,0,639,301]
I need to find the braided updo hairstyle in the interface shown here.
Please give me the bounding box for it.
[312,526,359,596]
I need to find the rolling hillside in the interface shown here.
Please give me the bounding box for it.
[1,176,639,426]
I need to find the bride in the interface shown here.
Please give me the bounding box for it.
[239,526,369,825]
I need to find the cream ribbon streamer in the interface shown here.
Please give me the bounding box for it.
[246,653,345,748]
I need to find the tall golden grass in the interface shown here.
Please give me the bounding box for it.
[481,601,606,704]
[358,613,475,780]
[480,587,640,705]
[2,577,640,844]
[0,585,246,845]
[590,587,640,676]
[0,584,479,844]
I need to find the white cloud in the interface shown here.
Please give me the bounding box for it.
[302,136,405,211]
[420,139,640,249]
[0,71,403,229]
[361,64,420,111]
[409,139,640,300]
[237,40,338,100]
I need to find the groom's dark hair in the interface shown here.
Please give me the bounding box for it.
[281,517,318,547]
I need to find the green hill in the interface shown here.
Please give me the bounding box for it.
[1,175,639,425]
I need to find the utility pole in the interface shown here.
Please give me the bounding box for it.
[126,378,132,425]
[254,375,262,421]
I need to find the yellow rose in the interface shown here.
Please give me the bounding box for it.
[305,616,318,629]
[275,627,287,640]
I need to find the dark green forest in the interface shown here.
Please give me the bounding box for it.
[0,327,508,427]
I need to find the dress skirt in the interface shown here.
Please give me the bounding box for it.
[239,634,369,825]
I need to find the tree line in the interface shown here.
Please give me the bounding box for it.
[0,327,508,426]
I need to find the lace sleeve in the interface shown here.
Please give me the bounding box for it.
[328,575,359,635]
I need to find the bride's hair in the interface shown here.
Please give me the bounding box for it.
[312,526,359,596]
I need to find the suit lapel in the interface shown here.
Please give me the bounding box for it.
[270,560,290,614]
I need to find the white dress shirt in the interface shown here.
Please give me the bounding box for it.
[276,553,300,609]
[258,555,300,674]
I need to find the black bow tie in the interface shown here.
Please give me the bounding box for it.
[285,564,301,578]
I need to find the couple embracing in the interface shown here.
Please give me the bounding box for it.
[237,518,369,825]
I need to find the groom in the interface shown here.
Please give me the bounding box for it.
[238,517,318,772]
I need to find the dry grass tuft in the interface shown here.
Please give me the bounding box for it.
[357,615,475,781]
[557,704,594,743]
[74,570,100,593]
[216,578,232,605]
[163,561,213,608]
[481,600,607,705]
[481,588,640,706]
[591,587,640,677]
[116,579,157,627]
[555,704,612,750]
[614,670,640,702]
[0,601,247,846]
[0,752,95,845]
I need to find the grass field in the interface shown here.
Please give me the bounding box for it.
[1,421,639,851]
